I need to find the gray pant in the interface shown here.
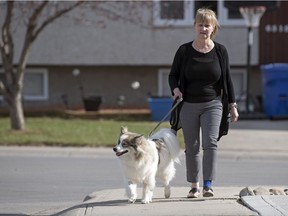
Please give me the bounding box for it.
[180,97,222,183]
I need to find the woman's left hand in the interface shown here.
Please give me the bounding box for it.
[230,107,239,122]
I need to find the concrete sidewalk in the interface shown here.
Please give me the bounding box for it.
[45,187,258,216]
[36,186,288,216]
[242,195,288,216]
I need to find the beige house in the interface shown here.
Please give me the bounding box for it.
[0,1,286,112]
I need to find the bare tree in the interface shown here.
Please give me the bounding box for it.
[0,0,153,131]
[0,1,84,130]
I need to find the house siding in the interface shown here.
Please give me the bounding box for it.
[20,66,160,110]
[2,1,281,111]
[4,4,254,66]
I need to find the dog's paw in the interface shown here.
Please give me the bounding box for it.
[164,185,171,198]
[128,198,136,203]
[141,198,151,204]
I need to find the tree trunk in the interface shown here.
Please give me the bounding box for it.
[0,1,84,131]
[8,92,25,130]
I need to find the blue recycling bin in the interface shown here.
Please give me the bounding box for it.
[261,63,288,118]
[148,97,173,121]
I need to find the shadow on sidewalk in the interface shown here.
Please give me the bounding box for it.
[0,214,29,216]
[52,199,128,216]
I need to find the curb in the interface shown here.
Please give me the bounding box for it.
[241,195,288,216]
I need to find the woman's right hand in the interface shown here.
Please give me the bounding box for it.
[173,87,183,100]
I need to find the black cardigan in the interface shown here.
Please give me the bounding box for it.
[169,41,236,140]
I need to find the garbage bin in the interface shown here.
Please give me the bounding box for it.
[148,97,173,121]
[261,63,288,118]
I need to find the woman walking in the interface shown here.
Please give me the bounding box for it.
[169,8,239,198]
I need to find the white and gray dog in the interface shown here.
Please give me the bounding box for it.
[113,126,180,204]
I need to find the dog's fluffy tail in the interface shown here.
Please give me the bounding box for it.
[149,128,181,163]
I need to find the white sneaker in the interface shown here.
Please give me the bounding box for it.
[203,187,214,197]
[187,188,200,198]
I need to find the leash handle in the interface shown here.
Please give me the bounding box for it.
[148,97,183,137]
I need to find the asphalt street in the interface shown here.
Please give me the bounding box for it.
[1,152,287,204]
[0,120,287,215]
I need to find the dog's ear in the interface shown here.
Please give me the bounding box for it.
[121,126,128,134]
[132,135,144,144]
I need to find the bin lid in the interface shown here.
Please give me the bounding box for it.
[261,63,288,72]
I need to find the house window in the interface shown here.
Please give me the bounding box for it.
[153,0,246,27]
[153,0,217,26]
[227,8,242,20]
[160,1,184,20]
[153,0,193,26]
[218,0,245,26]
[158,69,171,97]
[0,68,49,101]
[194,1,218,16]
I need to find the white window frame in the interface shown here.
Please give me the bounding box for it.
[230,68,249,112]
[0,68,49,101]
[230,68,247,100]
[153,0,194,27]
[158,69,170,97]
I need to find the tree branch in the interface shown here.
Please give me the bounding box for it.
[1,1,14,69]
[33,1,85,41]
[0,1,16,97]
[14,1,49,92]
[16,1,84,87]
[0,80,5,95]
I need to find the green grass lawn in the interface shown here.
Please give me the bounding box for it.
[0,117,184,147]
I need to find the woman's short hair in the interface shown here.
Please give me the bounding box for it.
[194,8,219,39]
